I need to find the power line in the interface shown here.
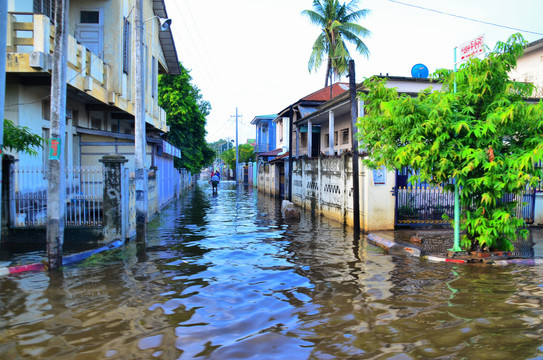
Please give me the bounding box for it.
[387,0,543,36]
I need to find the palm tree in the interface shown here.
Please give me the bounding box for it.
[302,0,371,87]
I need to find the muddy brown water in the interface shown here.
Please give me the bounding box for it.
[0,180,542,359]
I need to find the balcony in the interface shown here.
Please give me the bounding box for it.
[5,12,168,133]
[254,143,272,153]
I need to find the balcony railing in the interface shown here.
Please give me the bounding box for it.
[255,143,273,153]
[5,12,168,133]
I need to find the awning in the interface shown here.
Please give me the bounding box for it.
[162,140,181,158]
[258,148,282,157]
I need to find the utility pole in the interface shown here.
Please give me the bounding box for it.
[0,1,7,244]
[134,0,147,240]
[231,108,241,181]
[349,60,360,234]
[47,0,69,269]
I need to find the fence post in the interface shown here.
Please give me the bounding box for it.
[2,155,15,231]
[99,154,128,242]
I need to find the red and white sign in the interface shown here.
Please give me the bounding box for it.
[458,35,485,63]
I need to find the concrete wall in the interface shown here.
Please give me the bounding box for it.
[510,44,543,98]
[258,156,395,231]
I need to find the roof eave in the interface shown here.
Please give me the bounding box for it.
[153,0,181,75]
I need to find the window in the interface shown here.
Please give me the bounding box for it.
[80,11,99,24]
[324,133,329,148]
[34,0,55,19]
[301,132,307,148]
[341,128,349,144]
[42,128,50,171]
[91,116,101,130]
[42,100,50,120]
[72,110,79,127]
[151,56,157,98]
[122,18,130,74]
[334,131,338,146]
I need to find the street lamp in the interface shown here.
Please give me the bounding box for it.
[144,16,172,31]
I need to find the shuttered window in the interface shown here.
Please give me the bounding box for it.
[122,18,130,74]
[151,56,157,98]
[34,0,55,20]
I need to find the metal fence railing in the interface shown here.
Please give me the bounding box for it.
[395,184,536,227]
[11,165,103,227]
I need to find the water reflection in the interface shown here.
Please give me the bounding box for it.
[0,180,542,359]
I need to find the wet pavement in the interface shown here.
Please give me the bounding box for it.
[371,227,543,259]
[0,180,542,359]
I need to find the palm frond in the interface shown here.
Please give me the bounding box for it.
[301,9,325,26]
[308,33,326,72]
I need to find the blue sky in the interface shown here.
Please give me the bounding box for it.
[164,0,543,143]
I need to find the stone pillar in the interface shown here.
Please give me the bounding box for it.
[99,154,128,242]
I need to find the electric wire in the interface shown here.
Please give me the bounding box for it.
[387,0,543,36]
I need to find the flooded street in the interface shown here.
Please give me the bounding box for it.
[1,180,543,359]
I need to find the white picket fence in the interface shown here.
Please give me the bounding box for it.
[11,165,103,227]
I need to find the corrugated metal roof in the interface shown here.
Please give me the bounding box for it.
[250,114,277,125]
[301,82,349,101]
[258,148,282,157]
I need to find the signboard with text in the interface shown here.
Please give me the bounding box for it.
[458,35,485,63]
[162,140,181,158]
[49,138,61,160]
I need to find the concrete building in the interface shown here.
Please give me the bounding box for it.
[510,38,543,98]
[5,0,180,171]
[3,0,186,231]
[250,114,277,162]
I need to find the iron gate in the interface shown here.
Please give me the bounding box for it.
[393,169,536,227]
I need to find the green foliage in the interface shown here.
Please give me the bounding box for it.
[302,0,371,86]
[208,139,234,158]
[357,34,543,251]
[221,148,236,169]
[220,144,256,170]
[158,63,215,173]
[3,119,43,156]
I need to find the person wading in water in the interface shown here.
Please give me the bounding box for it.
[210,171,220,194]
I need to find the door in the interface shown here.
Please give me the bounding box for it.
[76,9,103,57]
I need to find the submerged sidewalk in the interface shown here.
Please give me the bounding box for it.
[367,228,543,265]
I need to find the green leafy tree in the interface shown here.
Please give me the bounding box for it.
[302,0,371,87]
[357,34,543,252]
[209,139,233,159]
[158,63,215,173]
[3,119,43,156]
[239,143,256,164]
[220,144,256,170]
[221,147,236,170]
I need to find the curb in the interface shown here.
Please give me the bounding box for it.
[367,233,543,266]
[0,239,124,277]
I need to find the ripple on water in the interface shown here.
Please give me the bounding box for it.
[1,182,543,359]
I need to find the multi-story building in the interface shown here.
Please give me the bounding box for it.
[3,0,184,229]
[5,0,180,170]
[250,114,276,161]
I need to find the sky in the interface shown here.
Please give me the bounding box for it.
[163,0,543,144]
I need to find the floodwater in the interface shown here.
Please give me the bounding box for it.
[1,180,542,359]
